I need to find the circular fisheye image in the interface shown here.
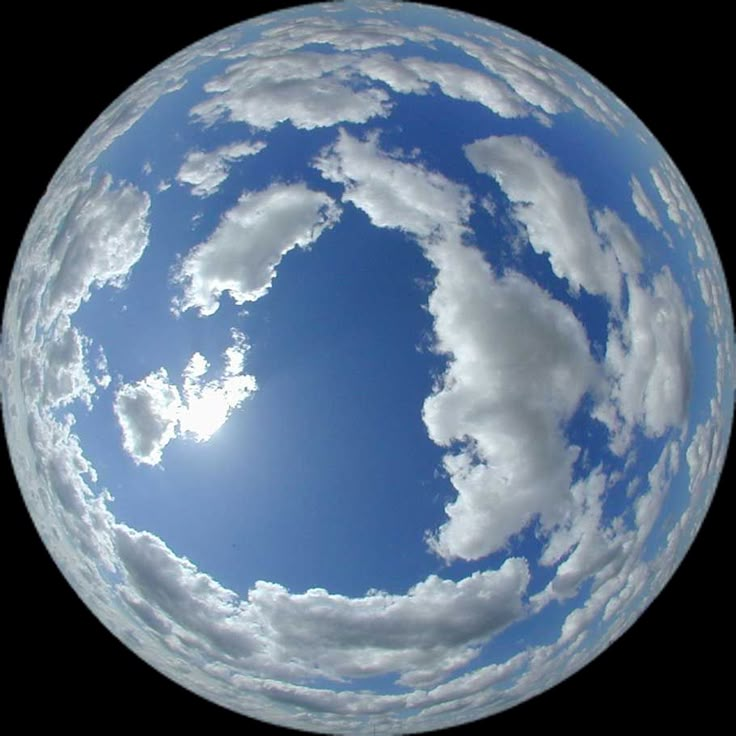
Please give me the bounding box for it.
[3,2,731,733]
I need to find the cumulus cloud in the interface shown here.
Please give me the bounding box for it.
[114,330,257,465]
[228,14,434,58]
[431,29,623,129]
[465,135,622,305]
[196,13,626,140]
[630,175,663,231]
[4,7,725,733]
[352,53,529,118]
[648,158,715,263]
[114,519,529,684]
[39,318,97,409]
[531,468,625,610]
[42,174,151,326]
[176,139,266,197]
[172,182,340,316]
[114,369,183,466]
[592,208,643,277]
[94,346,111,389]
[696,266,727,335]
[687,398,727,497]
[422,263,597,560]
[191,52,392,131]
[464,140,692,457]
[650,161,691,230]
[595,267,692,452]
[314,128,473,241]
[316,129,597,561]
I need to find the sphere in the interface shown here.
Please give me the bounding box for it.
[3,2,732,733]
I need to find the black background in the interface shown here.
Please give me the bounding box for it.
[4,2,729,731]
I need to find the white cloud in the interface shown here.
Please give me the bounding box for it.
[178,334,257,443]
[532,467,625,610]
[596,267,692,452]
[5,173,149,436]
[172,182,340,317]
[465,135,622,306]
[42,174,151,326]
[432,30,623,129]
[353,54,529,118]
[650,161,690,229]
[403,56,527,117]
[176,139,266,197]
[5,9,722,732]
[94,345,111,389]
[191,52,392,131]
[592,208,643,277]
[314,128,473,242]
[423,262,597,560]
[226,14,433,58]
[114,518,529,684]
[630,175,663,231]
[315,130,597,561]
[195,13,629,144]
[687,398,726,497]
[696,266,726,334]
[114,330,257,465]
[461,143,690,458]
[39,318,97,409]
[114,368,183,466]
[649,158,712,262]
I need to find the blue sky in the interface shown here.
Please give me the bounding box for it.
[68,25,719,601]
[4,2,733,733]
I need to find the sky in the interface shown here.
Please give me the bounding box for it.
[3,2,733,734]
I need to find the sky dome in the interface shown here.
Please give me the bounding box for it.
[3,2,732,733]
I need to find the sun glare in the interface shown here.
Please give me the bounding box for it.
[180,390,230,442]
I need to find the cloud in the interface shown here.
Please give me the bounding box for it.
[696,266,727,335]
[648,158,714,263]
[531,468,625,609]
[42,174,151,326]
[114,330,257,465]
[422,262,598,560]
[465,135,622,305]
[687,398,727,497]
[115,525,260,660]
[226,14,434,58]
[630,175,663,231]
[176,139,267,197]
[4,7,726,733]
[172,182,340,316]
[94,345,111,389]
[197,13,626,140]
[650,161,690,229]
[191,52,392,131]
[401,57,527,117]
[592,208,643,277]
[114,517,529,684]
[352,53,529,118]
[595,267,692,452]
[431,29,623,129]
[463,143,690,457]
[39,318,97,409]
[114,368,182,466]
[314,128,473,241]
[316,129,597,561]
